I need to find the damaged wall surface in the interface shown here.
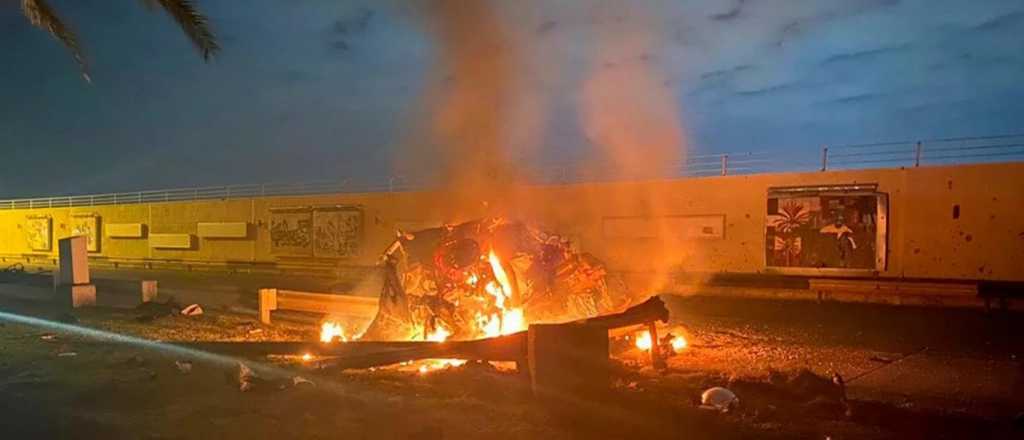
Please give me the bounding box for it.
[0,162,1022,282]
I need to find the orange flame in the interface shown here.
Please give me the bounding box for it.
[635,330,688,353]
[426,324,452,342]
[477,249,525,338]
[635,330,652,350]
[671,335,687,351]
[320,321,347,343]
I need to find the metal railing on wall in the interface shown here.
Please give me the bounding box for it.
[2,134,1023,210]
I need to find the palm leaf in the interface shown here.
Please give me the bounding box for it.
[141,0,219,60]
[21,0,91,82]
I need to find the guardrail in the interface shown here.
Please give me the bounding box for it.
[821,133,1024,171]
[2,134,1023,210]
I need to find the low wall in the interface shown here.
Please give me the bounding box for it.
[1,162,1022,283]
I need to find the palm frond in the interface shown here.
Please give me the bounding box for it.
[21,0,91,82]
[143,0,219,61]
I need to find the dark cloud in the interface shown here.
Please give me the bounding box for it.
[735,81,808,97]
[971,11,1024,32]
[331,8,375,35]
[536,20,557,35]
[326,7,375,54]
[818,93,881,106]
[820,44,911,66]
[700,64,755,81]
[709,1,744,21]
[775,0,901,46]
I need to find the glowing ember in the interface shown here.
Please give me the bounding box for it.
[426,324,452,342]
[671,335,688,352]
[301,353,313,362]
[320,321,347,343]
[417,359,467,374]
[635,330,652,350]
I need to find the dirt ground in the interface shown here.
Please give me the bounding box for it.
[1,292,1022,439]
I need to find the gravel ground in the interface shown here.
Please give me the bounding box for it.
[1,292,1022,439]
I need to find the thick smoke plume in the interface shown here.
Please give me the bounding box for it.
[405,1,690,292]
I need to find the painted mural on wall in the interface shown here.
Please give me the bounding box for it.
[71,215,100,252]
[313,207,362,258]
[270,208,313,256]
[270,206,363,257]
[765,194,880,270]
[24,216,52,251]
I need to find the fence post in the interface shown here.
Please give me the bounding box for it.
[821,145,829,171]
[720,154,729,176]
[388,177,395,193]
[137,192,142,203]
[914,141,922,167]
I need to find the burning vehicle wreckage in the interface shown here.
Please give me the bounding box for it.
[362,217,636,342]
[189,218,678,389]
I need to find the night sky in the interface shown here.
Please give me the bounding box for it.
[2,0,1022,198]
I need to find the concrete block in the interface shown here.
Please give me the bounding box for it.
[58,236,90,285]
[106,223,145,238]
[141,280,158,303]
[56,284,96,308]
[528,323,609,399]
[197,222,249,238]
[150,233,194,249]
[259,288,278,324]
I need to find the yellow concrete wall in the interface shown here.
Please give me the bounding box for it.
[1,162,1021,281]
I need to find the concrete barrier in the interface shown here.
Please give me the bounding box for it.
[258,288,378,324]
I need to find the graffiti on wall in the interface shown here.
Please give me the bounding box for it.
[270,208,313,256]
[271,206,362,257]
[71,215,100,252]
[24,217,52,251]
[765,192,883,270]
[313,208,362,258]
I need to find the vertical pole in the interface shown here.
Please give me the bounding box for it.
[821,146,829,171]
[259,288,277,324]
[388,177,395,193]
[647,321,666,369]
[721,154,729,176]
[914,141,922,167]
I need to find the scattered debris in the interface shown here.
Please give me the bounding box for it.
[869,354,894,364]
[238,362,259,392]
[181,304,204,316]
[701,387,739,412]
[135,297,180,321]
[292,376,315,387]
[40,334,57,341]
[56,352,77,357]
[175,360,193,374]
